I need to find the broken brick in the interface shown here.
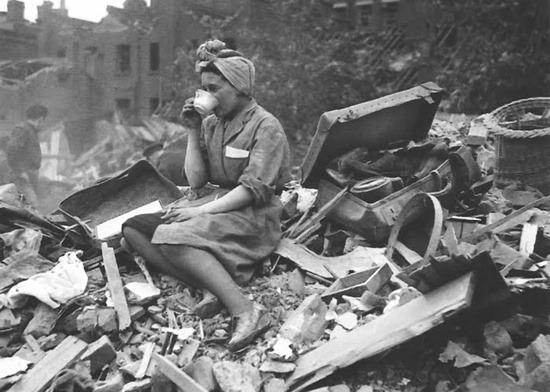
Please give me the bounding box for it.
[524,335,550,374]
[23,302,58,338]
[81,335,116,375]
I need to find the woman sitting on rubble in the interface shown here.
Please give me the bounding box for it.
[122,40,290,351]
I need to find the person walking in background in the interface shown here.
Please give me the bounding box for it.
[7,104,49,210]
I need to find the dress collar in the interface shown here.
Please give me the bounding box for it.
[220,98,258,146]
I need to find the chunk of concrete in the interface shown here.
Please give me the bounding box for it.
[93,371,124,392]
[213,361,261,392]
[97,307,118,334]
[125,282,161,305]
[24,303,58,338]
[263,378,286,392]
[184,356,220,392]
[280,294,328,345]
[524,335,550,374]
[523,363,550,392]
[81,335,116,375]
[463,365,535,392]
[483,321,513,361]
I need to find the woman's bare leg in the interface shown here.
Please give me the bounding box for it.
[159,244,253,317]
[122,227,190,281]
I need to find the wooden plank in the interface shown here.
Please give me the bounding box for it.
[442,224,460,256]
[286,272,475,392]
[321,263,393,301]
[289,185,348,240]
[460,195,550,244]
[102,243,132,330]
[96,201,162,240]
[135,342,155,380]
[275,238,388,279]
[394,242,423,265]
[11,336,88,392]
[519,223,538,257]
[152,353,208,392]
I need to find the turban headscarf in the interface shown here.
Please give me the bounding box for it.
[195,40,255,96]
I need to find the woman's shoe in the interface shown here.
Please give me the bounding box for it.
[227,303,271,351]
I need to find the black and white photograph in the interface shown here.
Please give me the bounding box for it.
[0,1,550,391]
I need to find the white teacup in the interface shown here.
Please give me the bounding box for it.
[193,90,219,116]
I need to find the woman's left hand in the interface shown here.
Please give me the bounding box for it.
[161,206,205,224]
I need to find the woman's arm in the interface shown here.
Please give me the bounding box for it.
[162,185,253,223]
[198,185,253,214]
[181,100,208,188]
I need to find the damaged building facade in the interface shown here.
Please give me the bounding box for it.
[0,0,250,152]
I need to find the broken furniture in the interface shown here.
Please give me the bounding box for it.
[385,192,444,269]
[321,263,393,302]
[286,272,476,391]
[58,159,183,245]
[484,97,550,195]
[299,82,466,243]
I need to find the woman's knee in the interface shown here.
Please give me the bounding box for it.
[158,244,181,259]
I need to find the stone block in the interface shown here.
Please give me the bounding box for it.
[280,294,328,345]
[81,335,116,375]
[483,321,513,361]
[524,335,550,374]
[24,303,58,338]
[184,356,220,392]
[523,363,550,392]
[93,371,124,392]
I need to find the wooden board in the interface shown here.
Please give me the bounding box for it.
[460,195,550,244]
[275,239,388,279]
[321,263,392,301]
[286,272,475,392]
[96,200,162,240]
[11,335,88,392]
[519,223,538,257]
[152,353,208,392]
[102,243,132,330]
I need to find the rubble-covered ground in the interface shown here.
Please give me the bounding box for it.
[1,105,550,392]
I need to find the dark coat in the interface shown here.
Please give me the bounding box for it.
[7,121,42,176]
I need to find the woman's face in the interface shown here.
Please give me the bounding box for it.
[201,71,241,119]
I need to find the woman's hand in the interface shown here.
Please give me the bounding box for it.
[179,97,202,131]
[161,206,205,224]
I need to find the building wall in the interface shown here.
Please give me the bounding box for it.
[0,28,38,60]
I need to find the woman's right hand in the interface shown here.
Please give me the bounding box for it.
[179,97,202,131]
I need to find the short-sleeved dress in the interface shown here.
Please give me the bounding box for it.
[125,99,290,285]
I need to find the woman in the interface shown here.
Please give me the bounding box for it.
[122,40,290,351]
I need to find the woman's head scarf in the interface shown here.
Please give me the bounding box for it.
[195,40,255,96]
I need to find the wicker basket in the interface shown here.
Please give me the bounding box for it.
[484,97,550,195]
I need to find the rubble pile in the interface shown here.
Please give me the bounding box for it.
[1,86,550,392]
[65,114,188,190]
